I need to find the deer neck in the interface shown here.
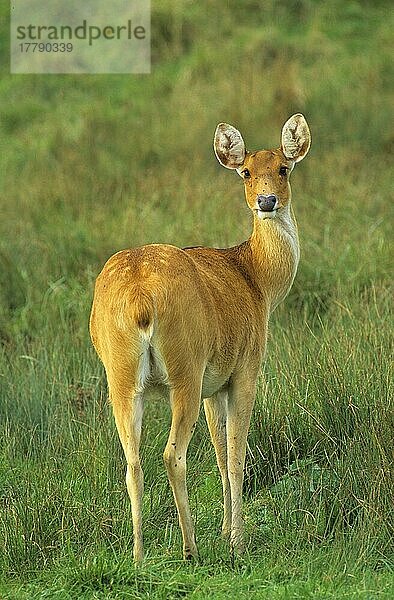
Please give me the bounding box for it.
[245,203,300,310]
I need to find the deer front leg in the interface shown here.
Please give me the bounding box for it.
[226,374,257,554]
[204,391,232,538]
[163,384,201,560]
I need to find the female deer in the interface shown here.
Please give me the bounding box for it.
[90,114,311,561]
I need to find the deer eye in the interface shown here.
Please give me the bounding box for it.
[242,169,251,179]
[279,166,288,176]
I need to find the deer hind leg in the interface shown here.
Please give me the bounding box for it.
[163,384,201,560]
[106,347,147,563]
[226,373,257,554]
[203,391,231,538]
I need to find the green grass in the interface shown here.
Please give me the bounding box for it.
[0,0,393,597]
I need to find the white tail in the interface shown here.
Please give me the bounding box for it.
[90,113,311,561]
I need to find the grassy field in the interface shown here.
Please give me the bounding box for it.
[0,0,393,597]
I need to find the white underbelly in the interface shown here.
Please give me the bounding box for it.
[201,365,228,398]
[140,342,229,399]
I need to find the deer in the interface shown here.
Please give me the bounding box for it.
[89,114,311,562]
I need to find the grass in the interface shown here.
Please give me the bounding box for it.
[0,0,393,597]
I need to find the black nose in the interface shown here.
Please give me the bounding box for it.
[257,194,277,212]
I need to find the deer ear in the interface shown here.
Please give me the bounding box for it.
[214,123,246,169]
[281,114,311,163]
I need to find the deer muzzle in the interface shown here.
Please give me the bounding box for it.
[257,194,278,212]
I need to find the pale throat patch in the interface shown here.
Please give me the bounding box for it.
[257,209,277,220]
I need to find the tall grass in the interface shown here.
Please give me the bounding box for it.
[0,0,393,597]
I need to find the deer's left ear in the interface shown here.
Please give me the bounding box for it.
[281,114,311,163]
[214,123,246,169]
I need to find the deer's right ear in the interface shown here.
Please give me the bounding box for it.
[281,114,311,163]
[214,123,246,169]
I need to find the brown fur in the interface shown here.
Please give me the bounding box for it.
[89,114,311,561]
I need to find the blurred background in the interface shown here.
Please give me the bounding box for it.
[0,1,392,596]
[0,1,392,341]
